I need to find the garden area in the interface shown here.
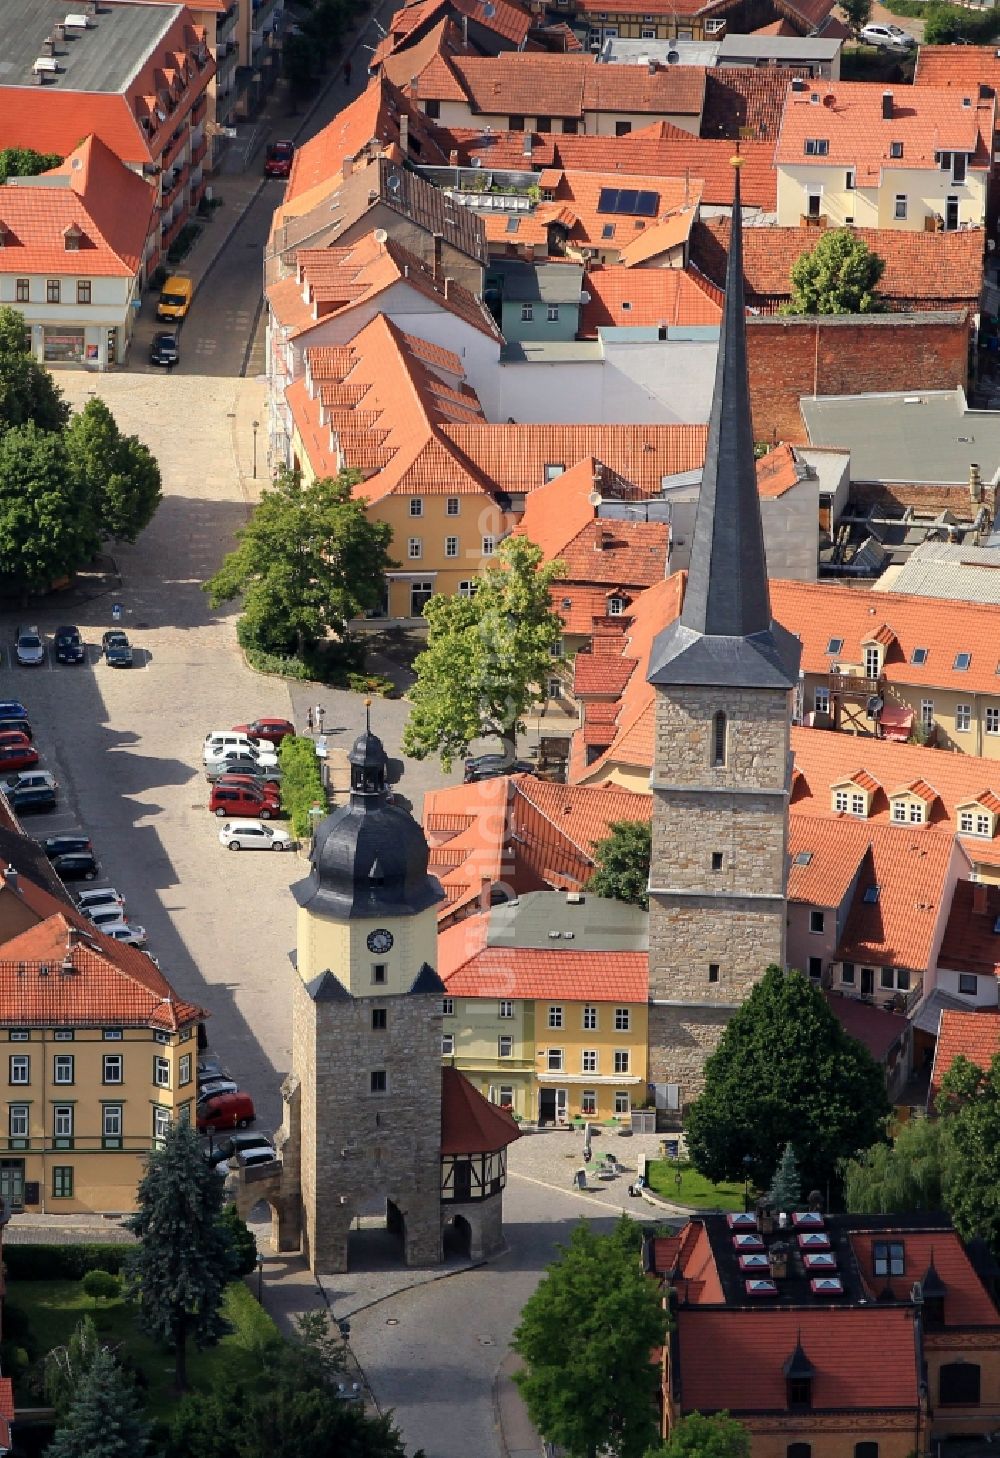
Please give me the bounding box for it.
[645,1160,746,1212]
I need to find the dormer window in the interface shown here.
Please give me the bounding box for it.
[804,138,829,156]
[874,1239,904,1276]
[63,225,82,252]
[958,802,996,838]
[608,596,625,616]
[783,1338,815,1411]
[863,645,881,678]
[890,141,903,159]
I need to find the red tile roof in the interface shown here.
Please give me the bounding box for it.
[676,1307,919,1415]
[579,265,721,335]
[691,216,985,312]
[513,458,599,559]
[826,990,908,1062]
[849,1229,998,1324]
[930,1006,1000,1105]
[444,422,707,496]
[484,168,702,257]
[937,879,1000,978]
[914,44,1000,93]
[0,135,155,276]
[440,1064,520,1153]
[834,828,959,970]
[442,942,649,999]
[420,52,706,117]
[788,814,872,906]
[702,66,806,143]
[755,442,801,498]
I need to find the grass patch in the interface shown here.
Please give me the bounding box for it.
[840,44,915,82]
[645,1160,747,1212]
[7,1279,277,1422]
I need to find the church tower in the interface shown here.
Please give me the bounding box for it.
[645,159,801,1111]
[287,715,446,1272]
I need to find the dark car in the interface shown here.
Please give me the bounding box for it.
[102,630,133,667]
[51,850,99,881]
[264,140,294,178]
[54,626,85,664]
[9,785,57,815]
[0,717,31,740]
[149,331,179,368]
[463,753,533,783]
[208,1130,273,1162]
[43,834,93,859]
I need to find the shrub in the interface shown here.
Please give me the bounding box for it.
[219,1203,257,1278]
[81,1270,120,1305]
[4,1244,130,1281]
[279,734,329,839]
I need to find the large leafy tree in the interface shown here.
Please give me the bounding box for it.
[204,468,393,656]
[646,1412,751,1458]
[936,1053,1000,1252]
[123,1116,234,1391]
[0,148,62,182]
[843,1113,945,1216]
[65,397,162,542]
[686,968,889,1195]
[403,535,565,769]
[588,820,652,910]
[783,230,885,316]
[47,1347,149,1458]
[841,0,872,34]
[513,1217,667,1458]
[0,305,69,435]
[0,422,97,595]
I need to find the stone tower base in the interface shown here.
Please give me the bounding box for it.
[648,1002,736,1112]
[444,1190,505,1260]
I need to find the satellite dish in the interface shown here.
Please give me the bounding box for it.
[587,491,602,506]
[374,227,388,244]
[386,172,402,194]
[579,290,591,304]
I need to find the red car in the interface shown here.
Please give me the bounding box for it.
[197,1091,255,1133]
[0,741,38,772]
[264,141,294,179]
[232,717,295,746]
[215,773,280,804]
[209,782,279,819]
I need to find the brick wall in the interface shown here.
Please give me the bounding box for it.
[747,312,969,446]
[848,478,994,517]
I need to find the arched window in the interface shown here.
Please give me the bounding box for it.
[712,710,727,767]
[855,1445,879,1458]
[787,1445,811,1458]
[940,1361,981,1406]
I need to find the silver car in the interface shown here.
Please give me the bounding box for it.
[3,770,57,793]
[14,625,45,667]
[100,921,148,948]
[76,887,125,914]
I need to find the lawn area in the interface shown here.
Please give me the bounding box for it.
[6,1279,276,1421]
[645,1160,746,1212]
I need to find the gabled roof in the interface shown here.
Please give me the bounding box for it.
[788,815,871,907]
[615,209,700,268]
[418,51,706,118]
[442,932,649,1000]
[937,879,1000,979]
[372,0,532,67]
[487,169,703,257]
[849,1228,998,1324]
[512,458,598,559]
[380,15,475,93]
[834,829,960,970]
[914,43,1000,93]
[930,1006,1000,1106]
[441,1064,520,1153]
[702,65,807,142]
[0,134,155,276]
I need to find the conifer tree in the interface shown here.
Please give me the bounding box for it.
[47,1347,149,1458]
[766,1143,801,1212]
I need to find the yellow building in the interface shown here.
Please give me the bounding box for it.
[0,902,205,1215]
[775,80,991,232]
[440,890,648,1123]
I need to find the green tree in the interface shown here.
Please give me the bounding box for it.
[937,1053,1000,1252]
[513,1217,667,1458]
[402,535,565,770]
[204,468,393,657]
[47,1347,149,1458]
[81,1269,120,1307]
[841,0,872,34]
[218,1202,257,1277]
[0,305,69,435]
[41,1316,102,1417]
[843,1113,945,1216]
[588,820,652,910]
[0,148,62,183]
[65,397,162,542]
[0,422,97,596]
[123,1116,234,1391]
[782,229,885,316]
[646,1411,751,1458]
[686,968,889,1195]
[766,1143,801,1212]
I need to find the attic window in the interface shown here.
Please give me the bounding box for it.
[890,141,904,158]
[621,301,631,310]
[608,596,625,616]
[64,228,82,252]
[863,884,880,904]
[544,464,565,481]
[911,647,929,665]
[601,224,616,239]
[954,652,972,670]
[826,637,843,655]
[505,217,520,234]
[873,1240,904,1276]
[794,851,814,865]
[804,138,829,156]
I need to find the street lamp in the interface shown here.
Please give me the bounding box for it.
[742,1154,754,1214]
[257,1252,264,1303]
[252,419,260,479]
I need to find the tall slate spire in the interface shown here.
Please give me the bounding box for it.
[647,159,800,690]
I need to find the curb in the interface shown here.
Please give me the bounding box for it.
[329,1252,491,1321]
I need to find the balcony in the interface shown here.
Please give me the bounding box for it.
[800,213,829,229]
[162,164,189,210]
[217,2,239,42]
[191,92,208,126]
[160,124,189,173]
[829,671,881,700]
[191,137,208,169]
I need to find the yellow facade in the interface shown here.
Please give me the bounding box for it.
[0,1024,199,1215]
[807,670,1000,760]
[776,160,988,232]
[444,993,648,1122]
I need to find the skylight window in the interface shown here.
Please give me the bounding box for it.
[804,138,829,156]
[826,637,843,655]
[863,885,880,904]
[794,851,814,865]
[601,224,615,239]
[911,647,928,665]
[505,217,520,233]
[890,141,904,158]
[955,652,972,670]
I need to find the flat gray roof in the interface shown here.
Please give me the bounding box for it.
[486,890,648,951]
[801,388,1000,486]
[500,340,603,363]
[1,0,177,91]
[718,33,842,59]
[494,260,583,304]
[879,541,1000,603]
[599,37,720,65]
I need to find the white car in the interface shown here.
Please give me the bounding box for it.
[76,887,125,914]
[860,20,915,47]
[219,820,293,852]
[99,921,148,948]
[202,731,278,765]
[3,770,57,793]
[237,1145,277,1169]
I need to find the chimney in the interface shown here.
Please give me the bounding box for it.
[444,275,451,299]
[399,111,409,154]
[648,58,657,75]
[523,132,533,158]
[449,149,459,165]
[4,866,16,893]
[791,76,806,92]
[479,875,492,914]
[342,155,353,180]
[32,69,44,85]
[974,883,989,917]
[462,12,468,45]
[882,90,893,120]
[42,36,54,55]
[432,231,443,279]
[594,528,612,551]
[970,462,982,503]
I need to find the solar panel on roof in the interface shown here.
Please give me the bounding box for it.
[597,187,660,216]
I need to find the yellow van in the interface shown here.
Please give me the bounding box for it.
[156,274,193,321]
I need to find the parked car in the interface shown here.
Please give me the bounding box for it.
[197,1091,255,1133]
[197,1054,228,1085]
[53,626,86,664]
[210,1130,273,1161]
[209,783,279,819]
[9,785,56,815]
[197,1077,239,1101]
[860,20,915,47]
[76,887,125,914]
[102,923,148,948]
[149,331,179,368]
[82,904,141,934]
[0,731,31,749]
[203,732,278,765]
[214,773,281,804]
[206,753,282,785]
[264,140,295,178]
[102,630,133,667]
[0,702,29,723]
[0,717,31,740]
[51,850,99,881]
[219,820,293,852]
[232,717,295,745]
[463,753,533,783]
[236,1145,278,1169]
[156,273,193,321]
[3,770,56,793]
[44,834,92,858]
[14,625,45,667]
[0,742,39,772]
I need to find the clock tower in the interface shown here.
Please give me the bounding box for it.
[284,715,447,1273]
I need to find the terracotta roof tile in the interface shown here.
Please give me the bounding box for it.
[381,17,475,93]
[421,52,706,117]
[574,654,636,696]
[489,169,702,255]
[441,1064,520,1153]
[445,422,707,495]
[825,991,908,1062]
[580,262,720,335]
[834,830,959,969]
[616,208,700,267]
[514,458,600,557]
[754,442,801,498]
[937,879,1000,980]
[788,815,871,905]
[702,65,808,142]
[849,1229,998,1324]
[930,1005,1000,1104]
[443,941,648,998]
[914,44,1000,93]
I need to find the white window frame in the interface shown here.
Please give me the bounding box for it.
[987,707,1000,735]
[864,645,881,678]
[614,1091,630,1116]
[548,1006,564,1029]
[446,497,460,516]
[53,1054,74,1085]
[547,305,559,322]
[582,1049,598,1073]
[442,997,454,1016]
[103,1104,122,1138]
[9,1055,29,1085]
[547,1048,564,1072]
[614,1007,630,1031]
[103,1053,123,1085]
[8,1104,28,1139]
[409,497,424,517]
[894,194,907,220]
[498,1000,513,1019]
[442,1034,455,1055]
[153,1106,171,1141]
[154,1055,170,1088]
[521,304,533,322]
[53,1105,74,1139]
[909,801,925,825]
[581,1090,597,1116]
[482,535,495,557]
[892,800,908,824]
[498,1034,513,1058]
[851,793,866,817]
[956,703,972,732]
[921,699,935,729]
[583,1005,597,1030]
[444,536,458,559]
[834,789,849,813]
[407,537,422,560]
[814,687,830,715]
[613,1049,630,1074]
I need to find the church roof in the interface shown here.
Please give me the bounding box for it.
[440,1065,520,1155]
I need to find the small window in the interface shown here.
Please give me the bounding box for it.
[53,1105,73,1139]
[863,885,880,904]
[445,536,458,558]
[442,998,454,1016]
[535,116,551,133]
[826,637,843,655]
[76,281,91,305]
[482,535,495,557]
[407,538,422,560]
[372,964,387,985]
[953,152,967,184]
[845,169,855,190]
[894,195,907,220]
[787,1445,812,1458]
[582,1049,598,1073]
[583,1005,597,1030]
[808,956,823,980]
[711,852,723,871]
[52,1166,73,1199]
[921,699,935,729]
[498,1000,513,1019]
[154,1055,170,1088]
[370,1070,388,1094]
[892,800,908,824]
[940,1362,980,1406]
[547,1048,564,1071]
[442,1034,454,1055]
[8,1105,27,1139]
[153,1106,171,1142]
[615,1007,630,1032]
[873,1239,904,1277]
[46,279,61,304]
[712,711,727,767]
[506,217,520,234]
[851,793,866,817]
[103,1029,123,1040]
[804,138,829,155]
[446,497,460,516]
[459,580,477,598]
[608,597,625,616]
[548,1006,563,1029]
[372,1008,387,1030]
[601,224,615,239]
[498,1035,513,1058]
[53,1054,74,1084]
[911,647,928,665]
[55,1030,74,1041]
[613,1049,630,1074]
[956,704,972,732]
[15,279,28,303]
[424,98,440,119]
[809,910,824,934]
[987,707,1000,735]
[959,973,978,996]
[520,304,533,322]
[179,1054,192,1085]
[498,1086,514,1108]
[509,115,525,132]
[615,1091,630,1115]
[581,1090,597,1115]
[814,687,830,716]
[9,1055,29,1085]
[8,1031,28,1042]
[409,497,423,517]
[103,1105,122,1140]
[103,1054,123,1084]
[855,1445,879,1458]
[708,963,720,982]
[954,652,972,671]
[890,141,903,159]
[841,962,855,984]
[546,305,559,322]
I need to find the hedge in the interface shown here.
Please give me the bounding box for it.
[4,1243,131,1281]
[279,734,330,839]
[243,643,394,696]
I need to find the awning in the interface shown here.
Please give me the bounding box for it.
[880,705,914,742]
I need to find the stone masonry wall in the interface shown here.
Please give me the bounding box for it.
[648,1003,734,1106]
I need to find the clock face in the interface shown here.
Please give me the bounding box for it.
[366,928,394,955]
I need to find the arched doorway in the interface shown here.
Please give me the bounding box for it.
[444,1213,472,1258]
[344,1195,409,1269]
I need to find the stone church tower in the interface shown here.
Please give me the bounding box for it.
[286,718,448,1273]
[645,160,801,1111]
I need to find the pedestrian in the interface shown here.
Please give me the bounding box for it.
[306,706,314,733]
[316,704,326,734]
[343,60,352,86]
